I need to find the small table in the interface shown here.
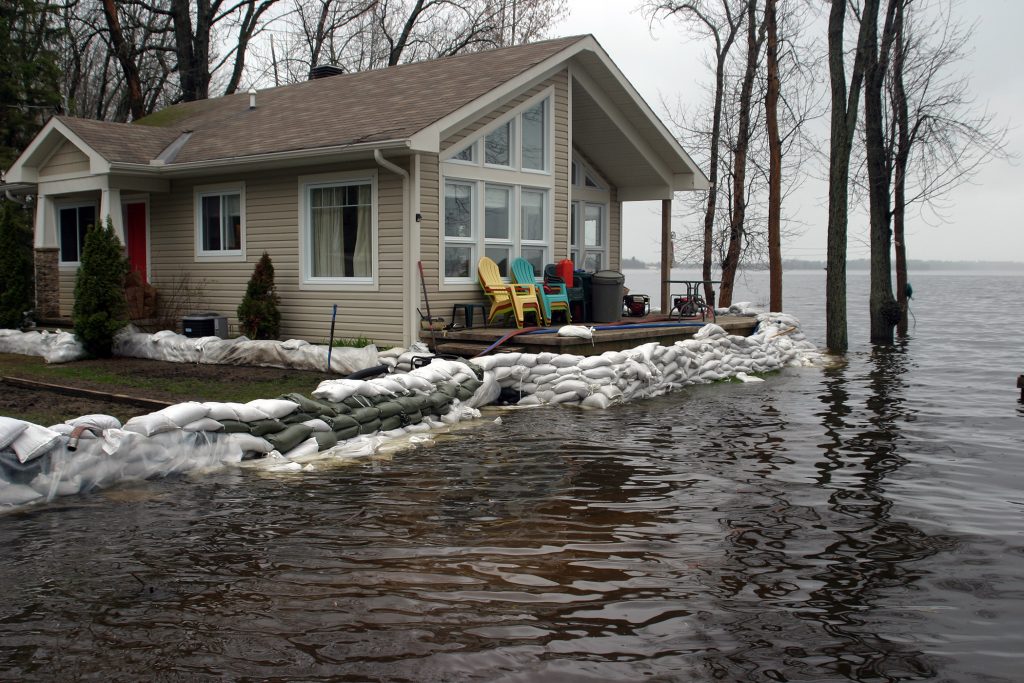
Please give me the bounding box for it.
[451,302,488,328]
[664,280,720,321]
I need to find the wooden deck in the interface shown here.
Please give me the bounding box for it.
[421,314,760,358]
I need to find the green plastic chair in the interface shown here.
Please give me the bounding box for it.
[510,257,570,325]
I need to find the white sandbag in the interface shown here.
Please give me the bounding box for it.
[550,354,582,368]
[301,418,332,432]
[580,393,611,410]
[182,417,225,432]
[43,331,89,364]
[582,366,616,381]
[551,390,580,404]
[578,356,612,371]
[245,399,299,419]
[554,379,590,398]
[0,483,43,507]
[11,423,63,463]
[227,433,273,454]
[465,371,501,409]
[558,325,594,340]
[66,414,121,430]
[155,401,210,427]
[600,351,628,364]
[695,324,727,340]
[311,379,363,402]
[203,402,239,421]
[735,372,765,383]
[122,413,180,437]
[323,435,387,459]
[0,416,28,450]
[282,437,320,460]
[517,395,542,406]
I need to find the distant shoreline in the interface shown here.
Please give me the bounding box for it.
[622,258,1024,272]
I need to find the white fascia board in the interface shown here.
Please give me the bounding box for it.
[619,185,674,202]
[5,118,110,183]
[673,173,711,192]
[578,39,709,186]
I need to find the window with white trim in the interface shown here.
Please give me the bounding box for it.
[440,91,554,283]
[58,203,97,264]
[195,184,245,260]
[570,153,610,273]
[299,171,377,285]
[443,181,550,281]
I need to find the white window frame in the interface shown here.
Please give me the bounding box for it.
[570,153,611,273]
[297,169,379,291]
[56,200,99,267]
[194,182,246,262]
[443,180,477,280]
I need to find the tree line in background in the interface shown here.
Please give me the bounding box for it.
[645,0,1006,349]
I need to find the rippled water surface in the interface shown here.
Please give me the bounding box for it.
[2,270,1023,682]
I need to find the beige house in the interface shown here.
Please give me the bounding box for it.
[4,35,707,347]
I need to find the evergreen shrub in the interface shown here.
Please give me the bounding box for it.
[72,216,129,357]
[0,200,34,328]
[237,251,280,339]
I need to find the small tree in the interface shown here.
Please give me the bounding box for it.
[0,199,34,328]
[237,251,280,339]
[72,216,129,356]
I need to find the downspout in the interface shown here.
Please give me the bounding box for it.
[5,190,28,206]
[373,148,415,347]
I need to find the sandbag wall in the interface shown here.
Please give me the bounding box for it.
[468,313,820,409]
[0,360,488,510]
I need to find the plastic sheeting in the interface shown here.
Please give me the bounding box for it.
[0,329,87,364]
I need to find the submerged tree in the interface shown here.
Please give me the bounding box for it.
[73,217,130,357]
[237,251,281,339]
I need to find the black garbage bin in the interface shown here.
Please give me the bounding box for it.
[591,270,625,323]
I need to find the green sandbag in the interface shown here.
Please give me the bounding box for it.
[282,412,315,424]
[349,406,381,424]
[380,415,403,431]
[324,401,350,414]
[343,396,379,410]
[329,414,360,432]
[334,424,360,441]
[435,382,460,398]
[394,395,429,413]
[313,431,338,450]
[376,401,403,419]
[406,410,423,424]
[218,419,251,433]
[358,418,382,435]
[249,418,287,436]
[264,424,314,452]
[427,392,452,414]
[279,393,335,417]
[455,385,474,401]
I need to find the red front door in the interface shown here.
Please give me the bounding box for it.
[125,202,147,282]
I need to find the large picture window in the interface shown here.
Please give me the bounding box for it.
[195,183,245,260]
[300,171,377,285]
[58,203,96,264]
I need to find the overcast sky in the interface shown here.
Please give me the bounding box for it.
[552,0,1023,263]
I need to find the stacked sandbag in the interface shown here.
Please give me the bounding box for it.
[0,328,87,364]
[112,326,379,374]
[0,358,492,511]
[469,317,820,409]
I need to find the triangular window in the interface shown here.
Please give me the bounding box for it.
[452,144,474,162]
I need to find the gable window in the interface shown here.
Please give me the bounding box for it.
[485,121,512,167]
[452,144,475,163]
[195,183,245,260]
[58,203,96,264]
[299,171,377,286]
[521,100,547,171]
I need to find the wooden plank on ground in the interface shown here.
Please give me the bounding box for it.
[1,376,174,410]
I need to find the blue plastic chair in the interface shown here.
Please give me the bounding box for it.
[511,258,570,325]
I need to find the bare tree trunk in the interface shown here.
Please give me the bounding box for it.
[891,0,909,335]
[718,0,762,309]
[825,0,875,352]
[864,0,900,344]
[101,0,145,120]
[765,0,781,312]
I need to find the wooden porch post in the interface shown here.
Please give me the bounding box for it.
[660,198,672,314]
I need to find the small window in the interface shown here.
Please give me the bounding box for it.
[58,204,96,264]
[520,189,545,242]
[444,182,474,238]
[195,184,245,260]
[445,245,473,279]
[584,172,602,189]
[485,121,512,166]
[452,144,475,162]
[521,100,546,171]
[484,185,511,240]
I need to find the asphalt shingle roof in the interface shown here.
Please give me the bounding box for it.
[64,36,587,166]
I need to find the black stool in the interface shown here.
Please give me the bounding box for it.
[451,302,488,328]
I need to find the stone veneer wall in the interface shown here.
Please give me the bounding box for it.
[34,248,60,321]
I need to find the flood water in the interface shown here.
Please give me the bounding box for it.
[2,269,1023,682]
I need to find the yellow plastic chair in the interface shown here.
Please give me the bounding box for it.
[477,256,542,328]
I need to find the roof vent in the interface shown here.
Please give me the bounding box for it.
[309,64,345,80]
[248,88,257,109]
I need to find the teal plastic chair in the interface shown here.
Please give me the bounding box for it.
[511,257,571,325]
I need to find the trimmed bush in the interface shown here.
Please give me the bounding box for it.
[237,251,280,339]
[72,216,129,357]
[0,200,34,328]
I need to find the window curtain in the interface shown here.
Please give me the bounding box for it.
[312,187,343,277]
[352,185,371,277]
[311,184,371,278]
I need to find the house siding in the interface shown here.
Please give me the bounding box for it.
[429,69,571,325]
[146,158,410,346]
[39,141,90,178]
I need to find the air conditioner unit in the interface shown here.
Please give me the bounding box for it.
[182,312,229,339]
